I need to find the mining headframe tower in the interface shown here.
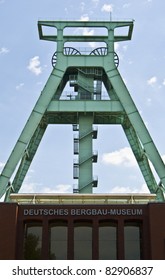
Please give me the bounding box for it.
[0,19,165,260]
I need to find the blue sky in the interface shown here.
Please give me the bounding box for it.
[0,0,165,197]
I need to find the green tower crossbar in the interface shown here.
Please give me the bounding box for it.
[0,20,165,201]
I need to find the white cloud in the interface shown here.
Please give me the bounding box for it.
[123,3,131,8]
[140,183,150,193]
[162,155,165,163]
[146,98,152,106]
[147,76,157,85]
[27,56,42,76]
[110,183,149,194]
[80,2,85,12]
[102,147,137,167]
[21,181,37,193]
[32,184,72,194]
[92,0,99,3]
[21,175,72,194]
[162,79,165,86]
[114,42,119,52]
[89,42,97,48]
[92,0,99,6]
[16,83,24,90]
[0,195,5,202]
[0,47,9,54]
[101,4,113,13]
[0,162,5,172]
[76,19,95,48]
[20,176,41,193]
[82,28,94,36]
[110,185,134,193]
[123,45,128,51]
[80,15,89,21]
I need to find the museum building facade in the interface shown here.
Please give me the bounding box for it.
[0,194,165,260]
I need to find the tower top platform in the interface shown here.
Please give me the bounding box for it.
[38,19,134,42]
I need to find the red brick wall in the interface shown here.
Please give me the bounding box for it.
[0,203,18,259]
[148,203,165,259]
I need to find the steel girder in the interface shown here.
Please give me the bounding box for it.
[0,19,164,201]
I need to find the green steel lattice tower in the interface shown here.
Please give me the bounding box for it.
[0,20,165,201]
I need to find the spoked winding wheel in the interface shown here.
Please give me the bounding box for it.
[90,47,119,68]
[52,47,81,68]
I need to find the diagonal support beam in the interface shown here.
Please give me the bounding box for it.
[106,67,165,196]
[0,68,64,198]
[123,120,164,200]
[4,122,47,201]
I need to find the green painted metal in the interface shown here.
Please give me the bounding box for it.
[0,68,64,199]
[0,19,164,201]
[47,100,124,113]
[78,114,94,193]
[4,123,47,201]
[123,120,159,196]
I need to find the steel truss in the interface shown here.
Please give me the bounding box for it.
[0,20,165,201]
